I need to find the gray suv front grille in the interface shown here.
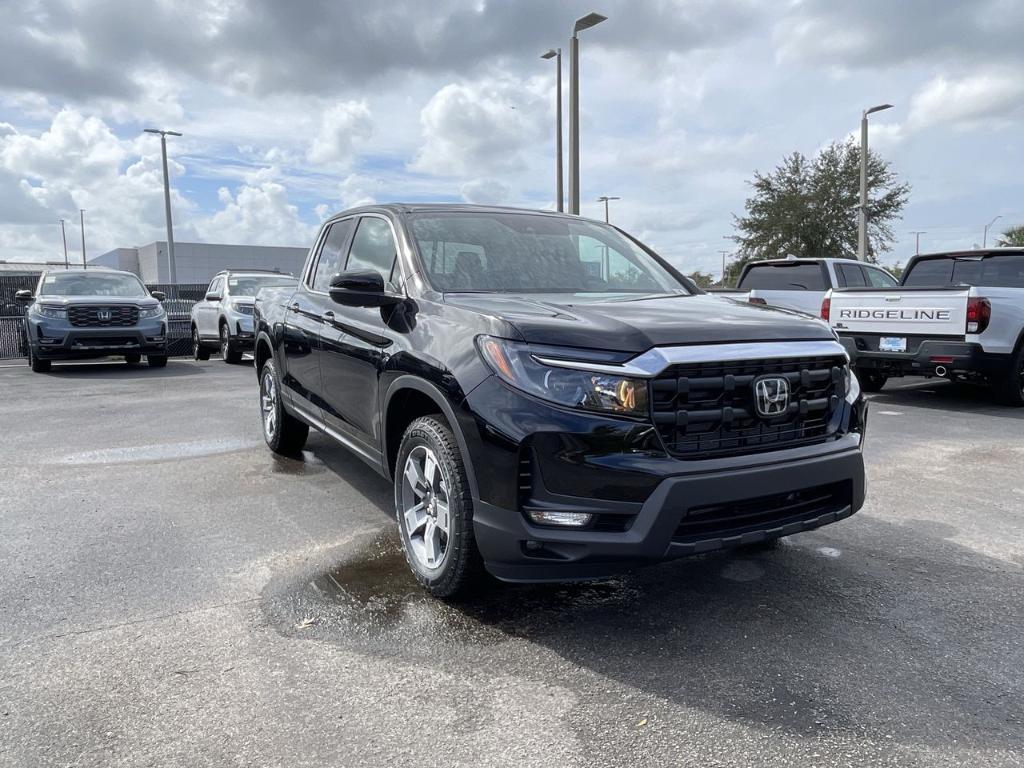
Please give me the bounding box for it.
[68,305,139,327]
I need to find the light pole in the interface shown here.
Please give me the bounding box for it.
[567,11,607,216]
[597,195,619,223]
[718,250,731,284]
[982,215,1002,248]
[59,219,69,268]
[909,230,926,255]
[79,209,87,268]
[145,128,182,291]
[541,48,563,212]
[858,103,893,261]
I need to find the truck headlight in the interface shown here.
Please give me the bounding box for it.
[230,301,254,315]
[31,305,67,320]
[139,306,166,319]
[845,366,861,404]
[477,336,648,417]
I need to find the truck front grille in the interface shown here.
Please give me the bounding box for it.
[68,305,139,327]
[673,481,851,542]
[650,355,848,459]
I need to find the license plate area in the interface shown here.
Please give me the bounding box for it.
[879,337,907,353]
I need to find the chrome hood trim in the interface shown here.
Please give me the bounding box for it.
[532,340,849,378]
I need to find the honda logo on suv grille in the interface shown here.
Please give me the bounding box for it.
[754,376,790,417]
[97,309,112,321]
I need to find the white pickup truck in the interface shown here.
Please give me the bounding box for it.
[823,248,1024,405]
[713,257,898,315]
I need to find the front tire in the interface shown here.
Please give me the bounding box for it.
[220,322,242,364]
[395,415,482,599]
[28,346,51,373]
[992,345,1024,407]
[147,355,168,368]
[259,358,308,454]
[857,367,887,393]
[192,326,210,361]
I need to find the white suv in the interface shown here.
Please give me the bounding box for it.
[191,270,297,363]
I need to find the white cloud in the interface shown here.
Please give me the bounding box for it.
[460,179,511,205]
[307,100,373,166]
[411,76,547,176]
[197,179,313,246]
[907,70,1024,131]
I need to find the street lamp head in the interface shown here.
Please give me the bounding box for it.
[541,49,557,60]
[596,196,620,202]
[144,128,182,137]
[573,11,607,34]
[864,103,894,117]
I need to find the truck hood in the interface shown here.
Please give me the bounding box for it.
[444,292,834,353]
[35,295,161,309]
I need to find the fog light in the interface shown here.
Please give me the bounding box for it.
[527,510,593,527]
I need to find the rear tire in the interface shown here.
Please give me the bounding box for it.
[28,346,51,373]
[395,415,483,599]
[259,358,308,454]
[856,367,887,393]
[992,345,1024,407]
[125,353,141,364]
[220,322,242,364]
[192,326,210,361]
[147,355,168,368]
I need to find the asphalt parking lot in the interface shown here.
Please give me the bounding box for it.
[1,359,1022,767]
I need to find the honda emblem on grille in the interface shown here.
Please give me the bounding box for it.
[754,376,790,418]
[97,309,112,321]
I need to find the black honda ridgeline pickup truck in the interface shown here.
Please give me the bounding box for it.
[254,205,867,597]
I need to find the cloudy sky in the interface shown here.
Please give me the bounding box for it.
[1,0,1022,275]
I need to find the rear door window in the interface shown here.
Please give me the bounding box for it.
[978,254,1024,287]
[836,263,867,288]
[737,263,826,290]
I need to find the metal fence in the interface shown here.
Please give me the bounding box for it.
[0,275,209,360]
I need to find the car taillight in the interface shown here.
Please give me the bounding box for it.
[820,296,831,321]
[748,297,767,306]
[966,297,991,334]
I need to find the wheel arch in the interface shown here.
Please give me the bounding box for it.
[382,376,479,501]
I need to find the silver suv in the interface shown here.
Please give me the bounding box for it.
[191,270,297,363]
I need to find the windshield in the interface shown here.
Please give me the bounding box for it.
[40,272,148,297]
[903,253,1024,288]
[409,212,690,295]
[227,275,298,297]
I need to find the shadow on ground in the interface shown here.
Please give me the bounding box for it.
[871,377,1024,419]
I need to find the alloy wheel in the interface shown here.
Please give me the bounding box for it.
[220,325,229,358]
[260,370,278,441]
[400,445,450,571]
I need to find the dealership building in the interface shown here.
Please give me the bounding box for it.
[90,241,309,284]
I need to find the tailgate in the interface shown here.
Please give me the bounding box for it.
[829,288,969,337]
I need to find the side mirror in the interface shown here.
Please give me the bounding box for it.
[328,270,402,308]
[14,290,34,303]
[205,292,222,302]
[151,290,166,302]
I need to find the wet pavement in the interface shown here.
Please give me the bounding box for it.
[1,360,1022,767]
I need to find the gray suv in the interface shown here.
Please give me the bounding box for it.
[190,270,297,363]
[16,269,168,372]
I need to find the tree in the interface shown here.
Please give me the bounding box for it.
[996,225,1024,247]
[731,139,910,266]
[685,270,717,289]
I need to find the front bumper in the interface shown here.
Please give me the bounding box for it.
[227,314,255,348]
[838,334,1012,379]
[30,318,168,359]
[475,441,865,582]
